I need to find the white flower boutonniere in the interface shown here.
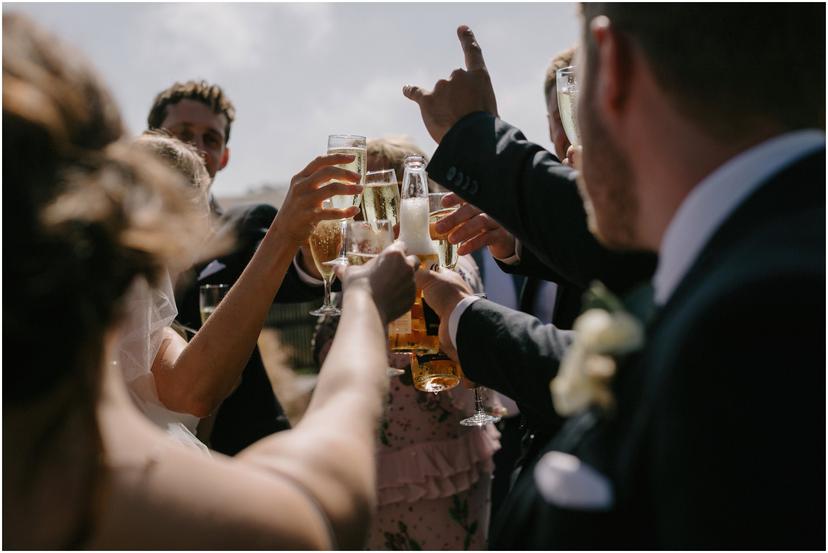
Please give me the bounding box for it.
[550,282,645,417]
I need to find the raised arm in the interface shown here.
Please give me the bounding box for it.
[235,243,419,548]
[152,154,362,417]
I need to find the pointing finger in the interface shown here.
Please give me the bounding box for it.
[457,25,486,71]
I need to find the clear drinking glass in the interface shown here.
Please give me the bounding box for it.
[327,134,366,211]
[345,219,394,265]
[199,284,230,324]
[556,66,580,147]
[428,192,460,270]
[309,218,343,316]
[362,169,400,230]
[460,384,502,427]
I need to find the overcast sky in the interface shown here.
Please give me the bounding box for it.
[6,2,580,197]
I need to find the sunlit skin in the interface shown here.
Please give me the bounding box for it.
[160,99,230,179]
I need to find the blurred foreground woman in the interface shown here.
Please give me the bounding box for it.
[3,13,417,549]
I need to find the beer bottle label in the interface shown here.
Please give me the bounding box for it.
[422,298,440,336]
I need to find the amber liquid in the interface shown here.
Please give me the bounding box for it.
[412,353,461,392]
[389,290,440,353]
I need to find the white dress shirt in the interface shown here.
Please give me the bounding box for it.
[653,129,825,305]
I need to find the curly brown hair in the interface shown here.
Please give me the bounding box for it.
[147,80,236,143]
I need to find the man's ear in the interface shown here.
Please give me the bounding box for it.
[219,147,230,171]
[590,16,633,121]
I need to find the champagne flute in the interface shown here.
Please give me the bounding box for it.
[309,217,343,317]
[460,383,501,427]
[362,169,400,231]
[326,134,366,210]
[199,284,230,324]
[556,66,580,147]
[428,192,460,270]
[324,134,366,266]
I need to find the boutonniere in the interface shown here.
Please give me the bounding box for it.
[550,282,645,417]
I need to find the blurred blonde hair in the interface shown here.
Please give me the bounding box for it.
[367,135,445,192]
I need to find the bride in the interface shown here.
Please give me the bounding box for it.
[4,13,419,549]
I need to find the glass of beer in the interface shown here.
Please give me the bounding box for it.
[362,169,400,232]
[555,66,580,147]
[309,218,344,316]
[327,134,366,210]
[428,192,460,270]
[412,352,461,393]
[199,284,230,324]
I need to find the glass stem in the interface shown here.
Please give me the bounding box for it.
[474,386,484,413]
[323,276,333,308]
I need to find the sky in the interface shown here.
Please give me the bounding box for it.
[6,2,581,198]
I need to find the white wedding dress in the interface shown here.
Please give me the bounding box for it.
[115,271,209,455]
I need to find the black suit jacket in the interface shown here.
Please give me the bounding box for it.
[488,150,826,549]
[431,113,655,458]
[428,112,657,295]
[176,203,323,455]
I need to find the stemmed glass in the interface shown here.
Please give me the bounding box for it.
[308,215,344,317]
[460,383,501,427]
[428,192,460,270]
[556,66,580,147]
[362,169,400,231]
[323,134,366,267]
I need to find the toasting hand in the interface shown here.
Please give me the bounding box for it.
[336,242,420,324]
[403,25,498,144]
[415,267,474,361]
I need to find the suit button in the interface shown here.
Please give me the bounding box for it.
[453,170,465,188]
[446,166,457,181]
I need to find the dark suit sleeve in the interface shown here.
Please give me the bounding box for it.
[428,112,656,294]
[456,298,575,431]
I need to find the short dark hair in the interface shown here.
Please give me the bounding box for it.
[147,80,236,143]
[581,3,825,137]
[543,46,577,104]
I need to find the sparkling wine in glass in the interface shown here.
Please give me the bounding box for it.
[327,134,366,211]
[428,192,459,270]
[309,218,343,316]
[199,284,230,324]
[362,168,400,231]
[556,66,580,147]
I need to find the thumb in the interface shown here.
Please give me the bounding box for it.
[402,85,427,104]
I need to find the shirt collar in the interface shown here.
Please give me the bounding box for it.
[653,129,825,305]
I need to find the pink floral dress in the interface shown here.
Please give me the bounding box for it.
[366,373,501,551]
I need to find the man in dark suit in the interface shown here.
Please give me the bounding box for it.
[406,4,825,548]
[147,81,356,454]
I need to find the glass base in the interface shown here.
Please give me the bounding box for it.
[460,411,501,427]
[309,305,341,317]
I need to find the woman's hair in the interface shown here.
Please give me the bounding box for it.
[3,13,208,548]
[135,129,212,211]
[366,135,445,192]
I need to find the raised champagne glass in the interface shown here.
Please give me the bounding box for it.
[556,66,580,147]
[362,169,400,231]
[428,192,459,270]
[309,217,343,317]
[326,134,366,210]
